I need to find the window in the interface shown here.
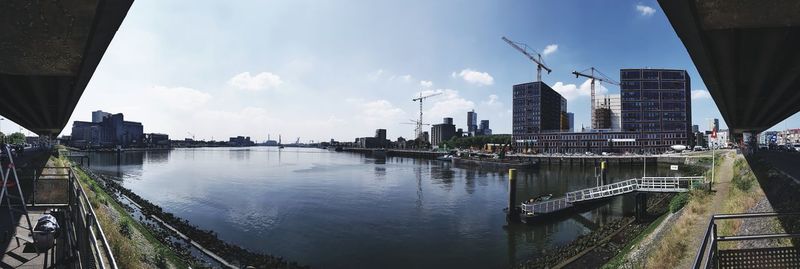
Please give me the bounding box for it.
[642,81,660,90]
[643,71,659,80]
[661,91,685,101]
[643,112,660,121]
[642,91,660,100]
[661,81,684,89]
[621,81,640,90]
[621,70,641,80]
[662,102,685,111]
[661,71,684,80]
[642,102,659,111]
[622,90,640,101]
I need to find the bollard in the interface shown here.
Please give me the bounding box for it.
[600,161,608,185]
[508,169,517,216]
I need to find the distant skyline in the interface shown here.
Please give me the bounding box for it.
[1,0,794,142]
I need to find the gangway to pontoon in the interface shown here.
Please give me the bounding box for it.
[522,176,705,216]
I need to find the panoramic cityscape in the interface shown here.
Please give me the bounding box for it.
[2,1,800,269]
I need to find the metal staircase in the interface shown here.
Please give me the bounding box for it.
[522,176,705,215]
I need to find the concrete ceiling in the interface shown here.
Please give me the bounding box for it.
[0,0,133,136]
[659,0,800,134]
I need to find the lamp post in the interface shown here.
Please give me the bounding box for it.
[0,118,5,143]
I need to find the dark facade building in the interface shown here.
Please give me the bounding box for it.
[144,133,170,148]
[431,118,456,147]
[479,120,492,136]
[512,69,693,154]
[467,110,477,136]
[356,128,390,148]
[620,68,692,147]
[513,81,564,135]
[71,112,143,148]
[229,136,255,147]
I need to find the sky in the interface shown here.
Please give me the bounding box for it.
[7,0,797,142]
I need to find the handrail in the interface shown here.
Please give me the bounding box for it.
[693,212,800,269]
[70,167,119,269]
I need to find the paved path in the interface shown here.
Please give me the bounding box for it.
[676,151,735,268]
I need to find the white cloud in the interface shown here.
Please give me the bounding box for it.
[692,90,712,100]
[457,69,494,86]
[420,80,433,88]
[348,99,406,124]
[542,44,559,56]
[551,79,609,101]
[401,75,413,82]
[636,4,656,16]
[368,69,385,81]
[148,86,212,110]
[483,94,501,106]
[228,71,283,91]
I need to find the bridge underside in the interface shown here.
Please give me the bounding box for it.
[0,0,133,136]
[659,0,800,133]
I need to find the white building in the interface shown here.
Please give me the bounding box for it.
[594,94,621,131]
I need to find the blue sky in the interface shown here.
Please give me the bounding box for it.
[23,0,796,141]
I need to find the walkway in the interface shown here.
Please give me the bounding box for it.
[677,151,734,268]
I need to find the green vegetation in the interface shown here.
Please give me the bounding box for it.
[718,156,763,249]
[602,213,669,269]
[70,158,190,268]
[440,134,511,149]
[669,193,689,213]
[0,132,27,144]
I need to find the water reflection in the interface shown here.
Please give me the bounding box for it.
[76,147,687,269]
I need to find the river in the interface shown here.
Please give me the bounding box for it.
[83,147,688,269]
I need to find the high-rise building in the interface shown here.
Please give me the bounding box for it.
[467,110,477,136]
[431,118,456,147]
[566,112,574,132]
[692,125,699,133]
[512,81,564,137]
[620,68,692,147]
[478,120,491,136]
[92,110,111,123]
[708,118,719,133]
[72,112,143,148]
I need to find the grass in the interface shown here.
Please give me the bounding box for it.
[645,190,712,269]
[642,154,723,268]
[69,157,191,268]
[601,213,669,269]
[716,157,763,249]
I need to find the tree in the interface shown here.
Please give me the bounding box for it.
[7,132,26,145]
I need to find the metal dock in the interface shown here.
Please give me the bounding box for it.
[522,176,705,215]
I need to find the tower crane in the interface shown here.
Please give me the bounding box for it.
[411,92,442,139]
[186,132,195,140]
[571,67,619,129]
[502,36,552,82]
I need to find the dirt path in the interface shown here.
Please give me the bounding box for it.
[676,151,734,268]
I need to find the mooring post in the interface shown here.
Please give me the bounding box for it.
[600,161,607,185]
[508,168,517,216]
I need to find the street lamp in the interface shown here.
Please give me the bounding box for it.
[0,118,5,143]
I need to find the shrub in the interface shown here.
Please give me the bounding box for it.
[670,193,689,213]
[732,173,753,191]
[119,220,133,239]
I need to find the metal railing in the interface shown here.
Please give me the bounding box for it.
[693,212,800,269]
[33,165,118,268]
[523,176,706,215]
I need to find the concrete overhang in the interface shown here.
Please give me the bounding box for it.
[0,0,133,136]
[658,0,800,134]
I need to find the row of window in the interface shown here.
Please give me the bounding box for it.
[621,70,686,80]
[621,81,686,90]
[622,91,686,101]
[622,102,686,111]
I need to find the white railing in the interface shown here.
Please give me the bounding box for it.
[522,176,706,215]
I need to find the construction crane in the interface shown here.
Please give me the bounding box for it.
[502,36,552,82]
[571,67,619,129]
[411,92,442,139]
[186,131,195,140]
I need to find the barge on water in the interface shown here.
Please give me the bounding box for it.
[452,156,537,170]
